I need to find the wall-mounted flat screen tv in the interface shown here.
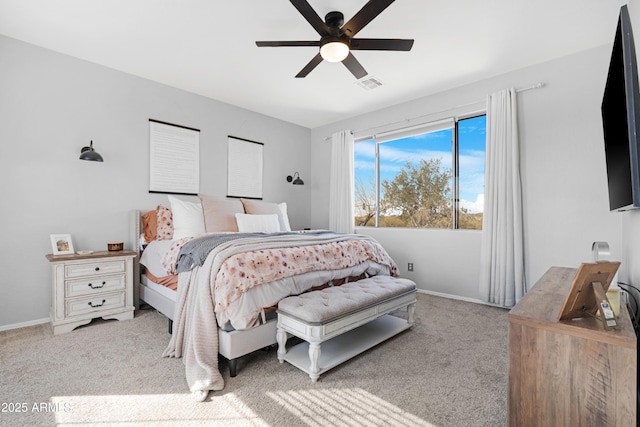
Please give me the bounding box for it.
[602,5,640,211]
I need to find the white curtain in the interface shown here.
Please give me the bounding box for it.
[329,130,355,234]
[479,88,526,307]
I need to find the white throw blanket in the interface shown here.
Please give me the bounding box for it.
[162,232,396,401]
[162,254,224,400]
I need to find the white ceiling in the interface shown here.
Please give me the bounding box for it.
[0,0,629,128]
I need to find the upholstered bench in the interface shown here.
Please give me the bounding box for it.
[276,275,417,382]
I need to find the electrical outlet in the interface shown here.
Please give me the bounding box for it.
[408,263,414,272]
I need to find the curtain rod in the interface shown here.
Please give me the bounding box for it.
[324,82,545,141]
[516,82,545,92]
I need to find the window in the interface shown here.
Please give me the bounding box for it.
[354,114,486,229]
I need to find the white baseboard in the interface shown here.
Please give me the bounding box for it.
[0,318,49,332]
[416,289,510,309]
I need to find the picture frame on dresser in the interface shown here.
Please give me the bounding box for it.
[557,261,620,324]
[50,233,74,255]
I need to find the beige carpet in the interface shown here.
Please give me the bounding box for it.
[0,293,508,427]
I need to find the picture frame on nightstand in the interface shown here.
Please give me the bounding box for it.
[50,233,74,255]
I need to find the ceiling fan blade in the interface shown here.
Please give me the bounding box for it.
[342,0,395,37]
[342,53,368,79]
[290,0,330,36]
[256,41,320,47]
[295,53,324,78]
[350,38,414,51]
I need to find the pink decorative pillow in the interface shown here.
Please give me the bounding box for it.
[199,194,244,232]
[156,205,174,240]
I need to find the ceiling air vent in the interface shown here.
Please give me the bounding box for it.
[356,77,383,91]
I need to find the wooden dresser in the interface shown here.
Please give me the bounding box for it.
[46,251,136,335]
[508,266,636,426]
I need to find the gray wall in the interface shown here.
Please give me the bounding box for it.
[0,36,311,328]
[4,17,639,326]
[310,44,626,301]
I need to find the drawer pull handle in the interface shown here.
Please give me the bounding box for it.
[87,282,106,289]
[94,267,100,271]
[88,299,106,308]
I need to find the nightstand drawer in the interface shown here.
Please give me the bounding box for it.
[65,292,125,317]
[65,274,126,298]
[65,260,125,278]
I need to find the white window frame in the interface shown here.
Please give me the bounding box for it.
[355,111,486,230]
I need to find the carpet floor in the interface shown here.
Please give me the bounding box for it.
[0,293,508,427]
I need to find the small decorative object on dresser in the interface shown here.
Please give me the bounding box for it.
[46,250,137,335]
[107,242,124,251]
[50,234,75,255]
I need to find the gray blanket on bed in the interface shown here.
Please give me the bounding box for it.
[175,230,336,273]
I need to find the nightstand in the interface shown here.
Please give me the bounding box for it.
[46,250,137,335]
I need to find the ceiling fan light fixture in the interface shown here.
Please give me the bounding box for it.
[320,39,349,62]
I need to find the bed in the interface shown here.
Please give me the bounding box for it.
[130,195,398,400]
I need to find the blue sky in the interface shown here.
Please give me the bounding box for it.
[354,115,486,213]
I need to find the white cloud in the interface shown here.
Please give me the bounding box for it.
[354,140,375,158]
[460,194,484,213]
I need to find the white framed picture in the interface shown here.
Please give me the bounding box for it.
[50,234,75,255]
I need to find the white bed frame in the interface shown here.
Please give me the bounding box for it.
[130,210,277,377]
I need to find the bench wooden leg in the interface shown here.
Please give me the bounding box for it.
[276,327,288,363]
[308,342,321,382]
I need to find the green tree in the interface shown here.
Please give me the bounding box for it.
[380,159,452,228]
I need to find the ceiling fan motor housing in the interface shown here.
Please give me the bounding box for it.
[325,11,344,30]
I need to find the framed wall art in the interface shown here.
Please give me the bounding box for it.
[149,119,200,195]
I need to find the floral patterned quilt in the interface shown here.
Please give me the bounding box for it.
[161,231,398,313]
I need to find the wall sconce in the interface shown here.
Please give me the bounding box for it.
[286,172,304,185]
[79,140,104,162]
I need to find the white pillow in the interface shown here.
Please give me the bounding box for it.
[278,203,292,232]
[168,195,206,240]
[235,213,281,233]
[240,199,292,232]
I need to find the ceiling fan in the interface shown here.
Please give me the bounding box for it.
[255,0,414,79]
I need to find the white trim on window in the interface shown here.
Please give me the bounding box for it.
[374,118,455,143]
